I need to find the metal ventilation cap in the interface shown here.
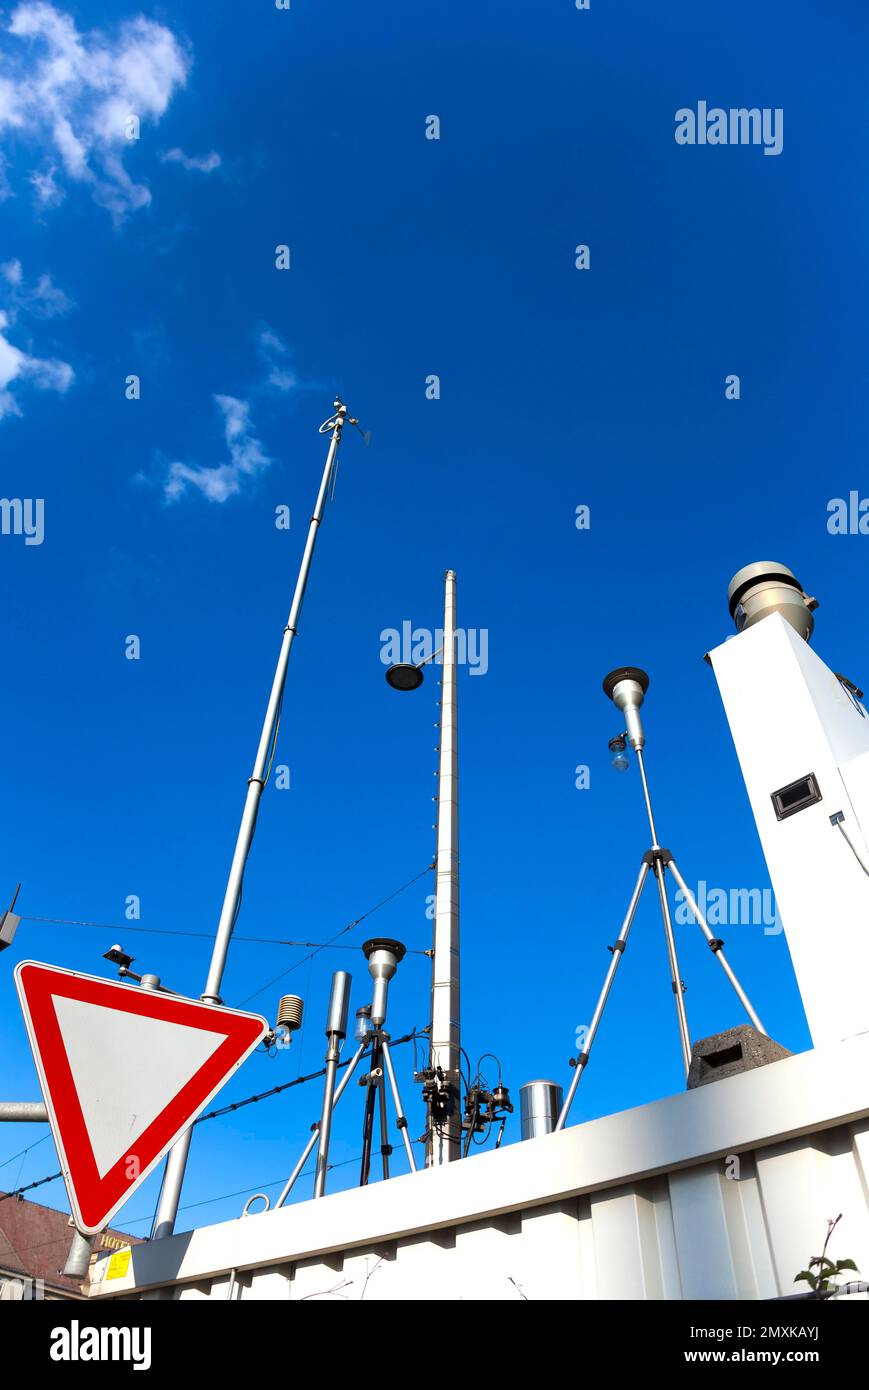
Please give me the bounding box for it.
[727,561,818,643]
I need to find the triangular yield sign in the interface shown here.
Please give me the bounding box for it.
[14,961,267,1235]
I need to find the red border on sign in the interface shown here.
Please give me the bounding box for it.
[15,963,266,1233]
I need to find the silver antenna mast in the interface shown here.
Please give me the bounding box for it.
[151,396,364,1240]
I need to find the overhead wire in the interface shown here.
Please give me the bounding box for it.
[20,917,428,954]
[0,1027,427,1204]
[19,861,434,964]
[5,870,434,1204]
[0,1132,50,1173]
[238,861,434,1005]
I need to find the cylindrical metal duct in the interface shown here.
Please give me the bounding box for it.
[519,1080,563,1140]
[324,972,351,1037]
[63,1229,95,1279]
[727,562,818,643]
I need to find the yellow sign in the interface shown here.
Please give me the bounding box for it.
[105,1247,132,1280]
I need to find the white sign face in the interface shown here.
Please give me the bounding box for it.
[15,961,267,1234]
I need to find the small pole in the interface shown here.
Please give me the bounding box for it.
[273,1041,368,1208]
[151,400,355,1240]
[314,972,352,1199]
[0,1101,48,1123]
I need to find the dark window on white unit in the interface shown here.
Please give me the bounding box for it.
[771,773,822,821]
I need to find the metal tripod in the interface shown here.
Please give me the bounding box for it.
[556,739,767,1131]
[359,1030,393,1184]
[275,942,417,1205]
[275,1029,416,1205]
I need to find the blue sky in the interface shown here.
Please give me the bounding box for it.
[2,0,869,1239]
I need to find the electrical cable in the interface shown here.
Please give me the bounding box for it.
[19,863,434,966]
[833,816,869,878]
[0,1028,427,1203]
[0,1132,50,1173]
[239,862,434,1005]
[20,917,427,954]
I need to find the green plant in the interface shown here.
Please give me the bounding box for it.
[794,1214,860,1298]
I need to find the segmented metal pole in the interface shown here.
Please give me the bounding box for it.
[151,400,353,1240]
[427,570,462,1164]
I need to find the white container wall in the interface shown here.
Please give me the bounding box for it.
[91,1033,869,1302]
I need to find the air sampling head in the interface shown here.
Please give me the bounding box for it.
[727,562,818,643]
[363,937,406,1027]
[603,667,650,750]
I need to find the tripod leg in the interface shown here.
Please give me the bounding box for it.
[359,1038,382,1188]
[652,855,692,1077]
[555,860,650,1130]
[381,1039,417,1172]
[314,1042,342,1199]
[666,857,768,1035]
[274,1041,368,1207]
[378,1068,391,1180]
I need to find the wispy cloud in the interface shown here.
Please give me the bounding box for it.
[164,395,271,504]
[257,326,299,393]
[160,146,220,174]
[0,254,73,417]
[1,258,73,318]
[29,163,62,206]
[0,308,73,419]
[0,3,190,219]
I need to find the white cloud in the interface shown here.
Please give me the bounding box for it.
[30,162,62,205]
[0,255,74,417]
[160,146,220,174]
[0,3,189,218]
[1,258,73,318]
[164,395,271,504]
[257,325,299,393]
[0,307,72,419]
[29,270,72,316]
